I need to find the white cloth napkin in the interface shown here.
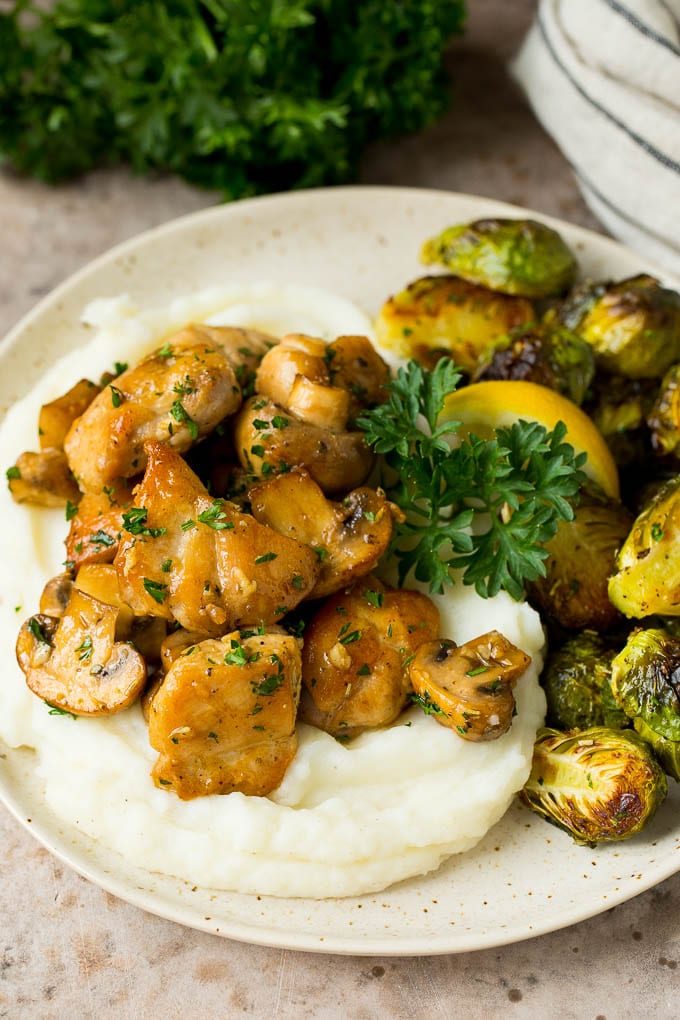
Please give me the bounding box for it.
[512,0,680,275]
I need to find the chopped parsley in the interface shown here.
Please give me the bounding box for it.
[143,577,168,604]
[122,506,166,538]
[197,499,234,530]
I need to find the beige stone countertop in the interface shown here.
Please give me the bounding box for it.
[2,2,680,1016]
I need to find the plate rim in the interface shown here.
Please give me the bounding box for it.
[2,183,679,956]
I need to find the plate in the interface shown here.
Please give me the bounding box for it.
[1,186,679,956]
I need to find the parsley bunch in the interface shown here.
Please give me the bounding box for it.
[0,0,465,194]
[357,361,587,600]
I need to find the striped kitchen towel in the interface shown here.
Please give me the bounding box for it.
[512,0,680,274]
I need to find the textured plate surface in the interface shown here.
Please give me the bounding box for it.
[1,186,679,955]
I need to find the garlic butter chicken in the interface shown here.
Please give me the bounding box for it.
[11,324,530,800]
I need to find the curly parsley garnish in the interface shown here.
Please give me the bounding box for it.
[357,360,587,600]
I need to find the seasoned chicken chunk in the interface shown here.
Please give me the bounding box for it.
[148,629,301,798]
[65,478,134,569]
[249,468,400,597]
[114,442,319,635]
[300,577,440,738]
[64,325,246,491]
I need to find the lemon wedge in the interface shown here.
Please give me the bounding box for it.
[442,380,620,500]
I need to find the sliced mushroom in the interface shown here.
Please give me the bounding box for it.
[39,573,74,617]
[408,631,531,741]
[249,468,400,598]
[7,450,81,507]
[65,478,134,569]
[324,335,390,421]
[148,629,301,799]
[114,441,319,635]
[299,577,440,738]
[234,396,373,494]
[16,588,146,716]
[256,334,350,430]
[64,325,245,491]
[39,378,101,451]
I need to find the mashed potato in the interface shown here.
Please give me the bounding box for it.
[0,283,546,898]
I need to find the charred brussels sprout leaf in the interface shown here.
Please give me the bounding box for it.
[608,475,680,618]
[542,632,628,731]
[478,316,594,405]
[585,373,657,471]
[420,218,577,298]
[526,484,633,630]
[634,717,680,782]
[611,628,680,741]
[521,726,667,845]
[648,363,680,460]
[559,275,680,379]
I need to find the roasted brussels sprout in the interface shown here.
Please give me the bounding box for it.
[420,218,577,298]
[520,726,667,845]
[542,632,628,731]
[610,628,680,741]
[648,363,680,459]
[608,475,680,618]
[373,275,534,375]
[477,317,594,405]
[633,717,680,782]
[584,373,657,470]
[526,485,633,630]
[559,274,680,379]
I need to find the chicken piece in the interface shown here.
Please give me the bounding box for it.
[65,478,134,569]
[148,629,302,799]
[234,396,373,494]
[16,589,146,716]
[249,468,400,598]
[114,441,318,636]
[374,275,535,374]
[299,577,440,738]
[409,631,531,741]
[64,325,245,491]
[7,449,81,507]
[39,378,101,450]
[189,324,276,397]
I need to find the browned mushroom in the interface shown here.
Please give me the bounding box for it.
[64,325,247,491]
[324,335,390,421]
[299,577,440,738]
[256,334,350,430]
[408,631,531,741]
[148,629,302,799]
[39,378,101,451]
[7,450,81,507]
[114,441,319,635]
[234,396,374,494]
[16,588,146,716]
[39,573,74,617]
[249,468,400,598]
[65,478,134,569]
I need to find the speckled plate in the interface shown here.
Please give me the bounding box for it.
[1,187,679,955]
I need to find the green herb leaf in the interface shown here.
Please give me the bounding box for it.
[143,577,168,604]
[122,506,166,538]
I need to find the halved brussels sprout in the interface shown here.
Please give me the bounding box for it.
[421,218,577,298]
[610,628,680,741]
[477,317,594,405]
[648,363,680,459]
[542,631,628,731]
[634,717,680,782]
[585,373,657,470]
[608,475,680,618]
[559,274,680,379]
[521,726,667,845]
[526,485,633,630]
[374,275,534,375]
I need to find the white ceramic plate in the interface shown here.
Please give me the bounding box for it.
[1,186,679,956]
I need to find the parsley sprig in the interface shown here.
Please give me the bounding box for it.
[357,360,587,600]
